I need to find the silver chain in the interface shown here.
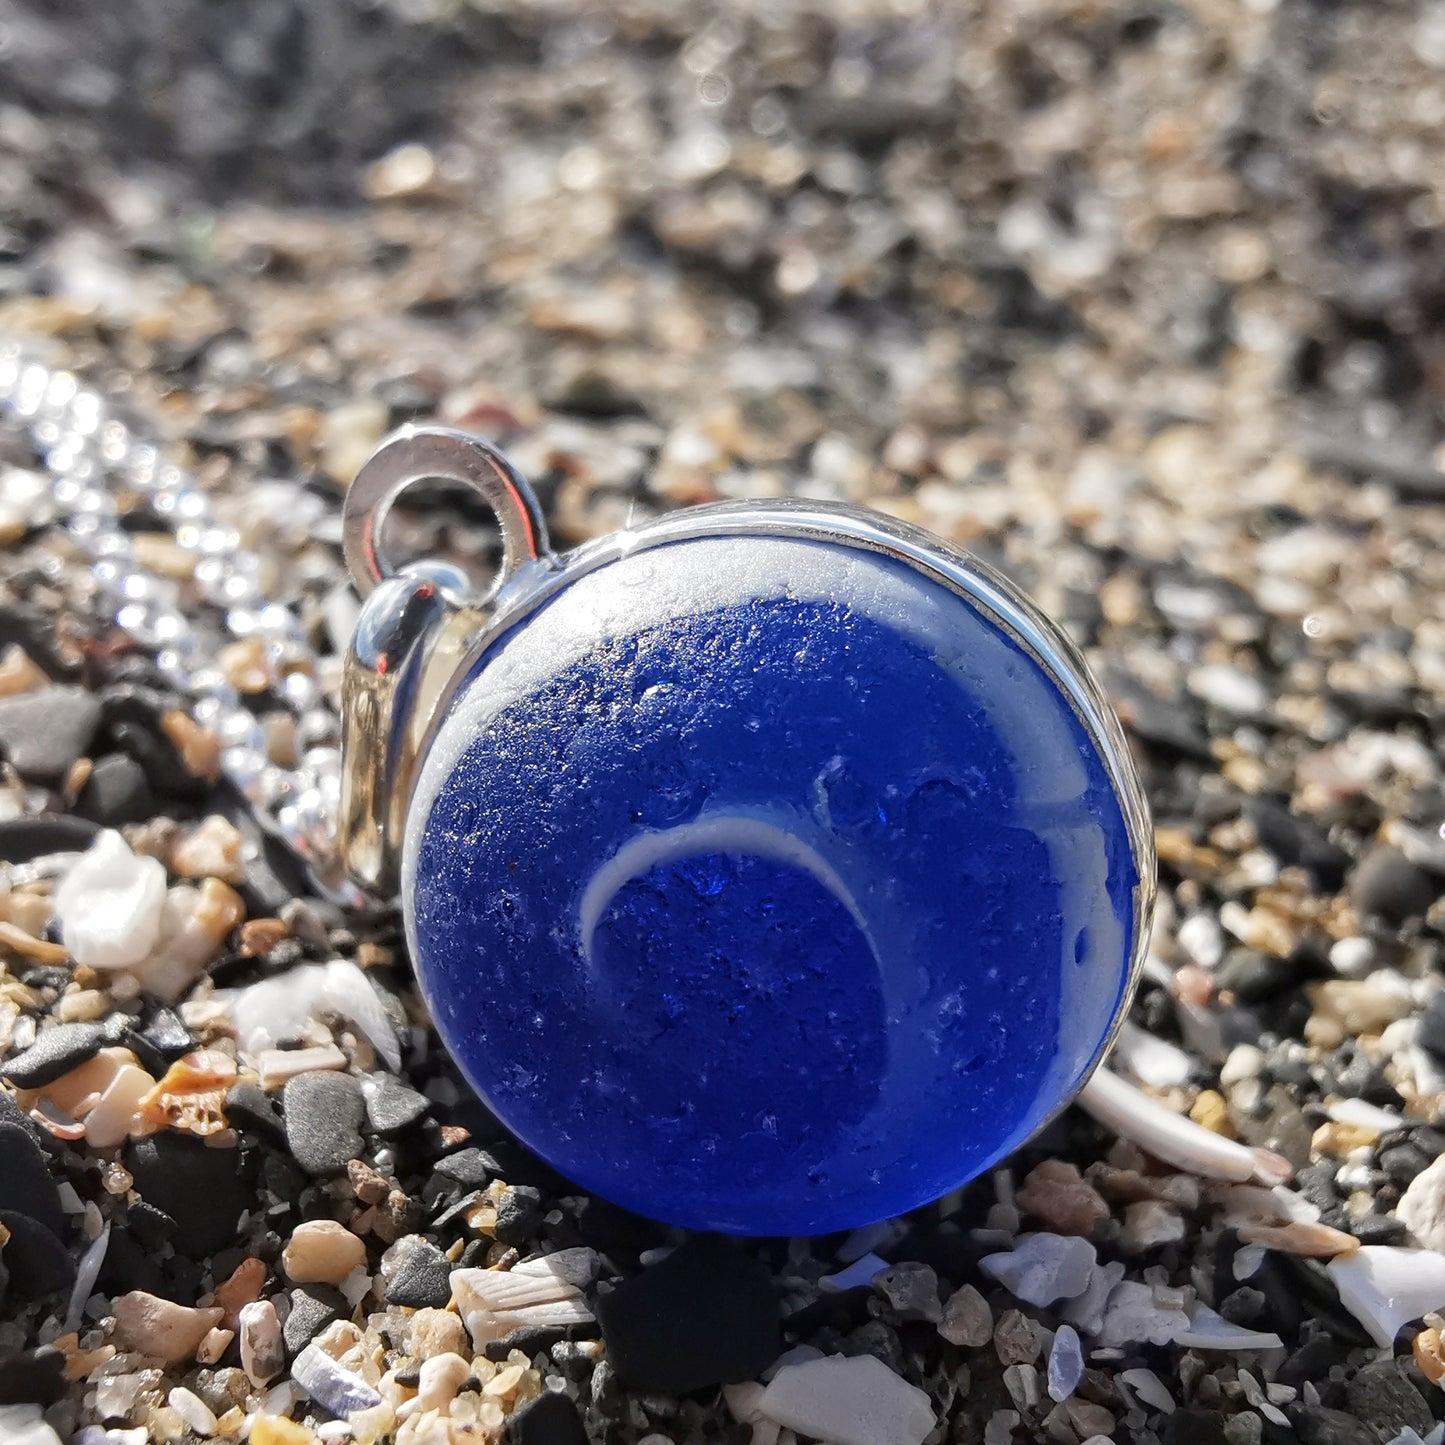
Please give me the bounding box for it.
[0,340,352,894]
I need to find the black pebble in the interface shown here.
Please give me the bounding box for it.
[1418,991,1445,1060]
[283,1285,347,1356]
[362,1072,430,1137]
[1215,949,1296,1002]
[74,753,156,825]
[596,1234,781,1395]
[0,815,100,864]
[0,1021,107,1088]
[384,1242,452,1308]
[1248,797,1351,891]
[99,684,208,802]
[434,1148,499,1189]
[494,1186,543,1246]
[506,1389,589,1445]
[1161,1406,1230,1445]
[1287,1405,1375,1445]
[0,1121,65,1239]
[0,1210,75,1298]
[1345,1360,1434,1442]
[1349,847,1439,925]
[0,686,101,781]
[126,1132,249,1258]
[124,1198,177,1252]
[138,1007,194,1061]
[284,1071,365,1175]
[482,1322,594,1361]
[0,1344,67,1405]
[225,1081,288,1146]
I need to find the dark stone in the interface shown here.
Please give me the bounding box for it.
[1419,991,1445,1060]
[0,1210,75,1298]
[1345,1360,1433,1443]
[1248,797,1351,890]
[1161,1407,1230,1445]
[283,1070,365,1175]
[283,1286,347,1356]
[482,1322,597,1361]
[430,1190,485,1236]
[126,1132,249,1258]
[0,1344,67,1405]
[362,1072,429,1137]
[0,814,101,864]
[1219,1286,1268,1327]
[506,1390,589,1445]
[1378,1142,1430,1185]
[98,684,208,801]
[1352,1213,1409,1245]
[225,1081,287,1146]
[74,753,156,825]
[1215,949,1296,1002]
[1349,847,1439,925]
[0,685,101,781]
[1289,1404,1378,1445]
[494,1186,544,1246]
[124,1199,176,1252]
[384,1242,452,1308]
[138,1006,194,1061]
[98,1225,168,1298]
[596,1235,781,1394]
[0,1121,65,1239]
[434,1147,499,1188]
[1278,1332,1346,1390]
[0,1021,107,1088]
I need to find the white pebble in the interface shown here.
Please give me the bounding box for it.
[820,1253,889,1291]
[1188,664,1268,716]
[1046,1325,1083,1402]
[1328,1246,1445,1349]
[1219,1044,1265,1089]
[1232,1244,1267,1281]
[53,830,167,971]
[759,1354,935,1445]
[980,1234,1097,1306]
[1398,1153,1445,1252]
[1114,1022,1195,1088]
[0,1404,63,1445]
[1329,935,1374,977]
[1328,1097,1404,1133]
[1120,1367,1175,1414]
[1061,1260,1124,1337]
[238,1300,283,1385]
[1121,1201,1186,1253]
[167,1387,217,1437]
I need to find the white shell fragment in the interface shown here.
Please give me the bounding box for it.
[1327,1246,1445,1349]
[223,960,402,1070]
[53,830,167,971]
[820,1253,889,1292]
[451,1248,599,1347]
[759,1353,936,1445]
[1078,1068,1290,1183]
[1397,1153,1445,1252]
[290,1343,383,1417]
[980,1234,1096,1307]
[1172,1304,1283,1351]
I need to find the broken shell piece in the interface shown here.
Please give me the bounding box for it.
[53,831,167,972]
[980,1234,1096,1307]
[83,1065,158,1149]
[759,1353,935,1445]
[1236,1221,1359,1258]
[1078,1068,1290,1184]
[1172,1304,1283,1351]
[451,1248,599,1347]
[135,1051,237,1136]
[1327,1246,1445,1349]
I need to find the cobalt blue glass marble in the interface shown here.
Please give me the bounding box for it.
[396,503,1153,1237]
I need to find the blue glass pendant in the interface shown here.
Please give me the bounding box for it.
[339,429,1154,1235]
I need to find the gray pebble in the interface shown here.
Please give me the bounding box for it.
[0,686,101,781]
[283,1071,365,1175]
[0,1022,107,1088]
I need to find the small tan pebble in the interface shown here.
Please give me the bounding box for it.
[56,987,112,1022]
[1311,1121,1378,1159]
[409,1308,469,1360]
[1188,1089,1236,1137]
[482,1362,526,1404]
[262,711,300,768]
[132,531,197,580]
[239,1298,284,1385]
[6,889,53,939]
[0,919,69,964]
[63,756,93,800]
[213,1255,267,1326]
[348,1157,390,1206]
[1066,1400,1116,1438]
[258,1042,348,1088]
[283,1219,368,1283]
[63,1342,115,1380]
[111,1290,224,1363]
[1015,1160,1110,1236]
[350,1403,398,1445]
[137,1050,237,1133]
[1237,1221,1360,1257]
[170,816,247,885]
[994,1308,1042,1366]
[195,1325,234,1365]
[251,1417,318,1445]
[1121,1200,1187,1252]
[319,398,391,482]
[0,644,48,697]
[356,942,392,970]
[83,1064,159,1149]
[240,917,291,956]
[1306,979,1412,1035]
[160,709,223,782]
[219,636,274,695]
[1414,1327,1445,1386]
[1172,964,1214,1007]
[415,1351,472,1411]
[195,876,246,935]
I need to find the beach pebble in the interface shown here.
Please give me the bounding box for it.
[1097,1281,1190,1347]
[361,1073,430,1136]
[282,1288,346,1356]
[980,1233,1097,1306]
[168,1385,218,1436]
[169,814,246,884]
[0,686,101,781]
[126,1132,247,1256]
[873,1262,942,1323]
[1046,1325,1083,1402]
[1015,1160,1110,1236]
[939,1283,993,1348]
[111,1291,224,1363]
[291,1342,382,1417]
[408,1308,469,1361]
[284,1071,366,1176]
[53,831,167,971]
[0,1022,107,1090]
[415,1352,471,1412]
[759,1353,935,1445]
[506,1390,589,1445]
[596,1235,779,1393]
[75,754,155,827]
[282,1220,367,1284]
[383,1240,451,1308]
[0,1404,63,1445]
[238,1299,283,1385]
[1121,1200,1187,1252]
[1396,1152,1445,1251]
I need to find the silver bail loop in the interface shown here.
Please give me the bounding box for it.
[337,427,552,893]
